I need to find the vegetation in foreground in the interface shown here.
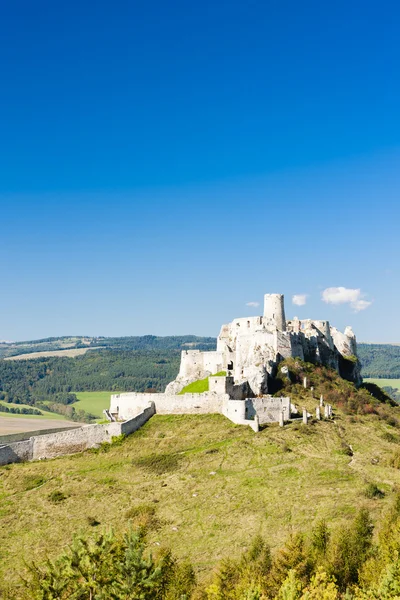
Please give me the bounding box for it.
[4,499,400,598]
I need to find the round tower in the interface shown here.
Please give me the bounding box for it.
[263,293,286,331]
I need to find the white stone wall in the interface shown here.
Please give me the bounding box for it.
[247,396,291,425]
[222,399,246,422]
[111,392,224,421]
[0,439,33,465]
[0,406,156,466]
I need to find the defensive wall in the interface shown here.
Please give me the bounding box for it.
[0,404,155,466]
[110,391,224,420]
[111,387,291,433]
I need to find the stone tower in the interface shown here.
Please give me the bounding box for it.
[264,293,286,331]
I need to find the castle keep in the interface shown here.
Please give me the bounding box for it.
[110,293,361,430]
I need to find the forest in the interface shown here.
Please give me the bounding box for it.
[357,343,400,378]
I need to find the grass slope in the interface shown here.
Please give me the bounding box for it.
[2,405,400,587]
[178,372,227,395]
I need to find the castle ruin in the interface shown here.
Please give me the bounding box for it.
[110,293,361,430]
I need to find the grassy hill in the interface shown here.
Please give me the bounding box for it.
[2,360,400,592]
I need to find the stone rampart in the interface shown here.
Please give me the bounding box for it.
[0,439,33,465]
[111,392,223,421]
[0,405,155,466]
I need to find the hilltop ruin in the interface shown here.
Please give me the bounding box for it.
[110,293,361,430]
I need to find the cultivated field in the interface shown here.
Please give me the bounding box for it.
[365,378,400,390]
[0,402,75,435]
[1,411,400,587]
[74,391,119,418]
[0,417,77,435]
[5,347,101,361]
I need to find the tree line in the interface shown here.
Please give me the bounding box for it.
[0,350,181,407]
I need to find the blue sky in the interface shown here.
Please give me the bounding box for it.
[1,0,399,342]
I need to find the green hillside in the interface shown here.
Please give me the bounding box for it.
[2,360,400,597]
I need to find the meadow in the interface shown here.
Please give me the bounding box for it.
[74,391,118,418]
[365,378,400,390]
[2,409,400,588]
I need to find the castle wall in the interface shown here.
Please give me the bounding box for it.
[0,439,33,465]
[246,396,291,424]
[203,351,225,374]
[111,392,224,421]
[31,423,121,460]
[209,375,230,395]
[223,399,246,421]
[0,407,155,466]
[177,349,225,381]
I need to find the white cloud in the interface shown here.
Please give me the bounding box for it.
[246,301,260,307]
[351,299,372,312]
[321,287,372,312]
[292,294,307,306]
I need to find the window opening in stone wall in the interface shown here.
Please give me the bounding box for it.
[227,361,233,370]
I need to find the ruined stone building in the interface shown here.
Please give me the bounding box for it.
[109,293,361,430]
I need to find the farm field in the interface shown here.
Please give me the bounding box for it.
[0,417,77,436]
[0,402,75,435]
[4,347,101,360]
[364,378,400,389]
[0,401,63,420]
[74,391,119,418]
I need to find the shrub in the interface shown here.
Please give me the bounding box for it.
[48,490,67,503]
[389,451,400,469]
[382,431,399,443]
[364,483,385,499]
[24,476,46,491]
[125,503,160,530]
[133,452,183,475]
[21,529,195,599]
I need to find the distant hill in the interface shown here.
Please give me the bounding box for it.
[358,343,400,378]
[0,335,217,359]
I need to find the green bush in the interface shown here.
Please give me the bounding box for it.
[133,452,183,475]
[364,483,385,499]
[48,490,67,503]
